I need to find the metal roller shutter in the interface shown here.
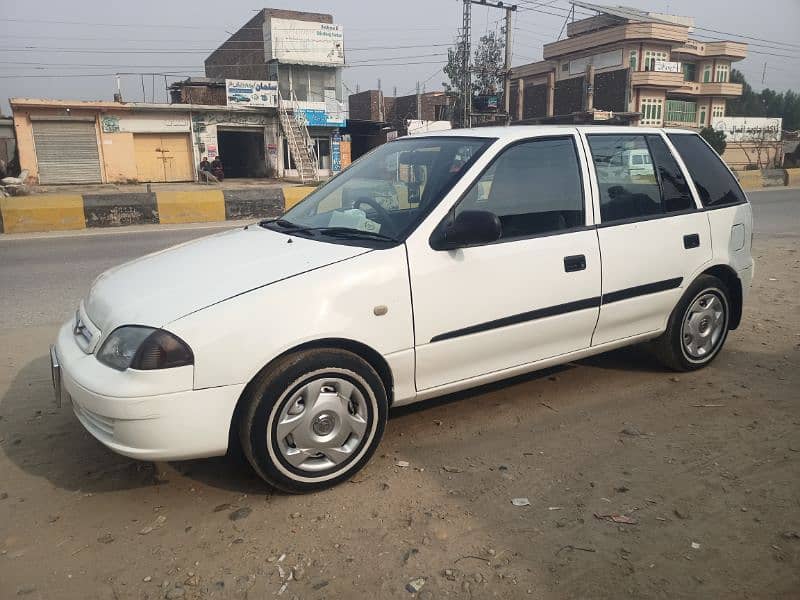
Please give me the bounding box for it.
[32,121,102,184]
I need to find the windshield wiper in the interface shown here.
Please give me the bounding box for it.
[259,218,301,229]
[309,227,399,243]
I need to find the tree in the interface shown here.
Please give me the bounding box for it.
[700,126,727,155]
[727,69,800,131]
[443,28,506,125]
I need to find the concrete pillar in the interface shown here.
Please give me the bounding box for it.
[546,72,555,117]
[517,78,524,121]
[586,65,595,111]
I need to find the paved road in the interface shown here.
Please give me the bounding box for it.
[0,188,797,330]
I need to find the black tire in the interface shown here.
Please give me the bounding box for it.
[652,274,731,372]
[238,348,388,493]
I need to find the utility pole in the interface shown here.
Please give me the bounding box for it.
[416,81,421,119]
[461,0,472,128]
[503,5,516,124]
[761,61,766,85]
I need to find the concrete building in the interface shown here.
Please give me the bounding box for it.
[205,8,348,178]
[509,2,747,129]
[10,98,281,184]
[0,117,15,169]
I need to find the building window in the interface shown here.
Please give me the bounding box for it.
[703,64,711,83]
[666,99,697,124]
[699,106,707,125]
[639,97,663,126]
[682,63,696,82]
[644,50,668,71]
[715,64,729,83]
[561,62,569,72]
[629,49,638,71]
[712,104,725,119]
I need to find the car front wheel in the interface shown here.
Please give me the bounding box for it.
[653,274,731,372]
[239,348,388,493]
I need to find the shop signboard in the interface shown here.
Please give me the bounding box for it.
[268,18,344,66]
[711,116,782,142]
[225,80,279,108]
[654,60,682,73]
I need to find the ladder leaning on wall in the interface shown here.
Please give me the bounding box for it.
[278,90,319,184]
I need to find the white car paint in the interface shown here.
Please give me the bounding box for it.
[53,125,754,463]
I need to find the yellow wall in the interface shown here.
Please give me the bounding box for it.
[11,106,144,184]
[100,131,137,183]
[12,111,38,182]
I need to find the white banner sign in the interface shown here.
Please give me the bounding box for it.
[711,117,783,142]
[225,80,278,108]
[269,18,344,66]
[654,60,682,73]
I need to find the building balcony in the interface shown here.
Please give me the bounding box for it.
[543,22,688,60]
[669,81,744,97]
[671,40,747,61]
[631,70,686,88]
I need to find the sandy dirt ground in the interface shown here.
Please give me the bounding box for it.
[1,236,798,600]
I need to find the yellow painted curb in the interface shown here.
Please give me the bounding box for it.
[283,186,316,211]
[156,190,225,224]
[0,195,85,233]
[734,170,762,190]
[785,168,800,187]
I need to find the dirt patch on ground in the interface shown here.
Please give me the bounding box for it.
[1,237,798,599]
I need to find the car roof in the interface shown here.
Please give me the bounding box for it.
[407,125,698,141]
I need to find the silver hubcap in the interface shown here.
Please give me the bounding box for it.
[275,378,369,473]
[682,291,726,360]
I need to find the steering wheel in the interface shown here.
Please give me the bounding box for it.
[352,197,398,237]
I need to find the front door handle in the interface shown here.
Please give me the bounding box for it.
[684,233,700,249]
[564,255,586,272]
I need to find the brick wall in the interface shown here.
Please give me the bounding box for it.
[205,12,267,80]
[348,91,384,121]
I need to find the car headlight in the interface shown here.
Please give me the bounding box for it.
[97,326,194,371]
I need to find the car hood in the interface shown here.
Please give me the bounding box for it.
[85,226,371,332]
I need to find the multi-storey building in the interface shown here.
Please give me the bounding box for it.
[206,8,348,179]
[509,2,747,129]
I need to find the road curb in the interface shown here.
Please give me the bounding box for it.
[0,186,315,234]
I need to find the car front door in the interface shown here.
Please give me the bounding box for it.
[406,134,602,392]
[583,131,712,346]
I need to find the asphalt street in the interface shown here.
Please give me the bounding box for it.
[0,188,797,330]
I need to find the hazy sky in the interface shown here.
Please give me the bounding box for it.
[1,0,798,114]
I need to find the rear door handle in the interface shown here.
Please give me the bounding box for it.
[684,233,700,249]
[564,255,586,272]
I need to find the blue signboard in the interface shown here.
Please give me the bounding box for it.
[331,139,341,172]
[297,108,346,128]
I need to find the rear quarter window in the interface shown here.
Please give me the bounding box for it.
[667,133,747,208]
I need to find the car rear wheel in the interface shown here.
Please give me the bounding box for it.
[238,348,387,493]
[652,274,731,372]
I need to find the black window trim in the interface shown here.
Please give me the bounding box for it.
[428,133,589,249]
[666,131,749,210]
[585,131,702,228]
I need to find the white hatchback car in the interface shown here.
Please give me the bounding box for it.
[52,126,753,492]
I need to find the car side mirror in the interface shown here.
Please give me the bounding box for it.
[430,210,502,250]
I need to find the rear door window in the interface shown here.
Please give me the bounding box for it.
[587,135,662,222]
[667,133,747,208]
[587,134,696,222]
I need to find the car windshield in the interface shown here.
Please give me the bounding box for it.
[263,136,494,245]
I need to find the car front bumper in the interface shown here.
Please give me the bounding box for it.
[52,320,245,461]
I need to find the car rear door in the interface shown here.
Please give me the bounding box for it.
[582,130,712,346]
[407,133,602,392]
